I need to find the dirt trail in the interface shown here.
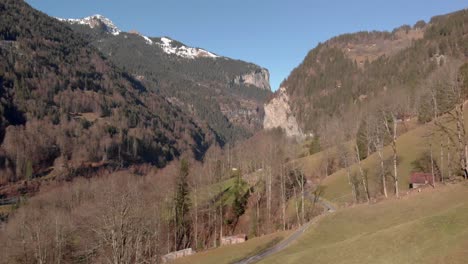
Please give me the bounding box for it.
[233,197,336,264]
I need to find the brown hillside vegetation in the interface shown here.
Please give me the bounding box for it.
[0,130,314,263]
[280,9,468,135]
[0,0,212,186]
[330,25,425,67]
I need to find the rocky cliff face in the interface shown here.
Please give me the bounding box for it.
[233,68,270,90]
[263,87,303,138]
[221,100,264,131]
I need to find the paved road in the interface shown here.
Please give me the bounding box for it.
[308,195,336,213]
[233,197,336,264]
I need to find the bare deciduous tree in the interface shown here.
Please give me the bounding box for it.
[382,110,399,198]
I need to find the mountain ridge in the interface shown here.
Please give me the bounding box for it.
[56,14,121,36]
[0,0,214,184]
[59,13,272,143]
[57,14,222,60]
[264,9,468,141]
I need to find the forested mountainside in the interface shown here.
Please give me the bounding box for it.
[0,0,214,184]
[61,16,272,144]
[266,9,468,141]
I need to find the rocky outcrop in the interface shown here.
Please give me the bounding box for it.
[263,87,303,138]
[220,100,264,131]
[233,68,270,90]
[57,15,121,36]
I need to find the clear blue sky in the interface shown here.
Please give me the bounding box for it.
[26,0,467,91]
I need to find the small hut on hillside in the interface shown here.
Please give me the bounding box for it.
[221,234,247,246]
[409,172,434,189]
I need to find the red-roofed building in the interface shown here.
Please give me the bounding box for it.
[409,172,434,189]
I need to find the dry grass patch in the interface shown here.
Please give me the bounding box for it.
[173,230,291,264]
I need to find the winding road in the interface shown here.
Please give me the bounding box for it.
[233,197,336,264]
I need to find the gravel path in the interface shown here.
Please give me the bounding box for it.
[233,197,336,264]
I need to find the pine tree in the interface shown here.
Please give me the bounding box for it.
[174,159,191,250]
[309,136,321,155]
[231,169,247,220]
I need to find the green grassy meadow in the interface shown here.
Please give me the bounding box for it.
[260,183,468,264]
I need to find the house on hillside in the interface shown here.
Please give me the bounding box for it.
[409,172,434,189]
[221,234,247,246]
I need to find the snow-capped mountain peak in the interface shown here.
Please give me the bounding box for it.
[157,37,219,59]
[57,14,121,36]
[57,15,218,59]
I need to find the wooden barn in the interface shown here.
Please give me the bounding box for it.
[409,172,434,189]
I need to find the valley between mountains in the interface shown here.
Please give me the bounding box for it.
[1,1,468,263]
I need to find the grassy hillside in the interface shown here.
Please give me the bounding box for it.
[173,230,291,264]
[292,125,422,205]
[321,121,430,205]
[320,105,467,205]
[259,183,468,264]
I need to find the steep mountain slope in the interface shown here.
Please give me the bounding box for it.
[59,15,272,143]
[265,10,468,137]
[0,0,212,184]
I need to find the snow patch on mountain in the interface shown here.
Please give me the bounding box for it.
[141,35,153,45]
[57,14,121,36]
[58,15,218,59]
[157,37,219,59]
